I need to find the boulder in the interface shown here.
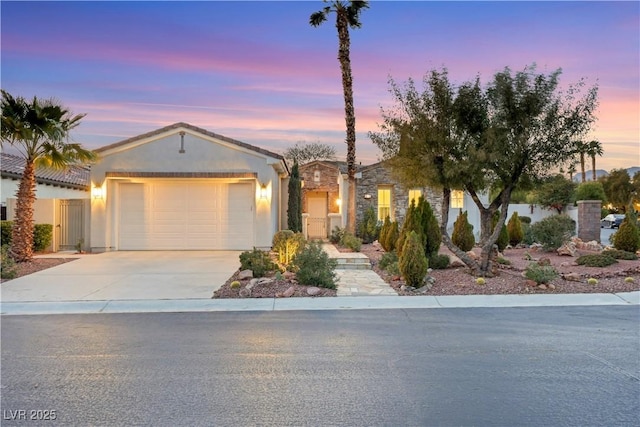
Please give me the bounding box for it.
[238,288,251,298]
[467,250,479,261]
[282,286,296,297]
[557,242,577,257]
[449,255,466,268]
[238,269,253,280]
[537,257,551,266]
[562,272,582,282]
[306,286,321,296]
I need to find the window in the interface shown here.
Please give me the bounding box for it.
[313,170,321,182]
[408,189,422,206]
[451,190,464,209]
[378,187,392,221]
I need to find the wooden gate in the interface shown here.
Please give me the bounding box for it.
[58,200,85,250]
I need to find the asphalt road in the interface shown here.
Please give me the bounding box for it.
[2,307,639,427]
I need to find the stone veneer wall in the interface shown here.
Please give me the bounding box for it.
[299,162,340,214]
[356,163,443,226]
[577,200,602,242]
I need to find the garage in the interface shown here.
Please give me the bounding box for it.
[118,180,254,250]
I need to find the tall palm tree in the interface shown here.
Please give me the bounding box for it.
[310,0,368,234]
[1,90,96,262]
[575,140,587,183]
[587,140,604,181]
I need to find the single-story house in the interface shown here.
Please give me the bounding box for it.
[299,160,484,239]
[2,152,90,251]
[89,122,288,252]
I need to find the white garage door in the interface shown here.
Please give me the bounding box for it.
[118,181,254,250]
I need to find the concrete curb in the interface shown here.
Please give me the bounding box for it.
[2,291,638,316]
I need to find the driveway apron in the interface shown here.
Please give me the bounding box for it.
[0,251,241,302]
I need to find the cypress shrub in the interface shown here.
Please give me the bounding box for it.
[357,206,379,244]
[507,212,524,246]
[398,231,428,288]
[379,216,391,251]
[612,212,640,253]
[418,197,441,258]
[452,211,475,251]
[397,200,423,257]
[287,161,302,232]
[384,220,399,253]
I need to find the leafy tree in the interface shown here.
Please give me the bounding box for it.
[287,161,303,232]
[370,66,597,275]
[283,141,336,165]
[574,181,607,202]
[601,169,633,211]
[1,90,96,262]
[310,0,369,234]
[534,174,576,214]
[491,211,509,251]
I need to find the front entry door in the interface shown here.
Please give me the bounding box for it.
[307,192,328,239]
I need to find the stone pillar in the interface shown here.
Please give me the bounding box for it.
[577,200,602,242]
[302,213,309,240]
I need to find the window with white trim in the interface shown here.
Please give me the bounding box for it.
[451,190,464,209]
[378,187,392,221]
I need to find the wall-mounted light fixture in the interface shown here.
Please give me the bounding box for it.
[92,185,104,200]
[336,198,342,206]
[179,131,186,154]
[260,184,268,200]
[363,193,372,200]
[300,179,304,188]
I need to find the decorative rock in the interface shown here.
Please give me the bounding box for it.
[283,271,296,280]
[401,285,415,291]
[282,286,296,297]
[467,251,479,261]
[557,242,577,257]
[257,278,274,285]
[449,255,465,268]
[560,262,571,267]
[249,278,259,287]
[238,269,253,280]
[548,284,556,290]
[562,272,582,282]
[238,288,251,298]
[538,284,548,290]
[530,243,543,251]
[537,257,551,266]
[307,286,321,296]
[245,283,254,290]
[525,279,538,287]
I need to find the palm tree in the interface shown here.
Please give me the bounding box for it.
[310,1,368,233]
[586,140,604,181]
[1,90,96,262]
[575,140,587,182]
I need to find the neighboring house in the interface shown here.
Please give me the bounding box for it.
[89,122,288,252]
[299,159,485,239]
[1,152,90,251]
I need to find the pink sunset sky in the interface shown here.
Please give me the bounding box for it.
[1,1,638,171]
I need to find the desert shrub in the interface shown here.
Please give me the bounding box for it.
[496,256,511,265]
[507,212,524,246]
[272,230,305,267]
[602,249,638,260]
[340,232,362,252]
[1,221,13,245]
[239,248,275,278]
[357,206,380,244]
[452,211,475,251]
[529,215,575,251]
[294,241,337,289]
[518,216,532,224]
[524,263,558,284]
[574,181,607,203]
[378,250,398,271]
[33,224,53,252]
[1,244,17,280]
[330,226,345,244]
[576,254,618,267]
[522,223,535,245]
[398,231,428,288]
[612,212,640,253]
[429,253,450,270]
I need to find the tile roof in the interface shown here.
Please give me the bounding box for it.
[1,153,90,189]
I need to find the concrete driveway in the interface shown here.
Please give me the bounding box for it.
[0,251,241,302]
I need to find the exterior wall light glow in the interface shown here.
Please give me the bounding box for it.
[336,198,342,206]
[363,194,372,200]
[260,184,268,200]
[92,185,104,200]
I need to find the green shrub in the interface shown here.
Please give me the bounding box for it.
[418,197,441,258]
[507,212,524,246]
[452,211,475,251]
[378,251,398,271]
[33,224,53,252]
[1,221,13,245]
[294,241,337,288]
[496,256,511,265]
[340,232,362,252]
[518,216,532,224]
[383,220,399,253]
[398,231,428,288]
[429,253,450,270]
[576,254,618,267]
[529,215,576,251]
[0,221,54,252]
[525,263,558,284]
[492,211,509,251]
[379,216,391,250]
[239,248,275,278]
[272,230,305,267]
[602,249,638,260]
[357,206,380,244]
[329,226,344,244]
[612,212,640,253]
[1,244,17,280]
[574,181,607,203]
[397,200,422,257]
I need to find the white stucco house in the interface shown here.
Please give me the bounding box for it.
[89,122,289,252]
